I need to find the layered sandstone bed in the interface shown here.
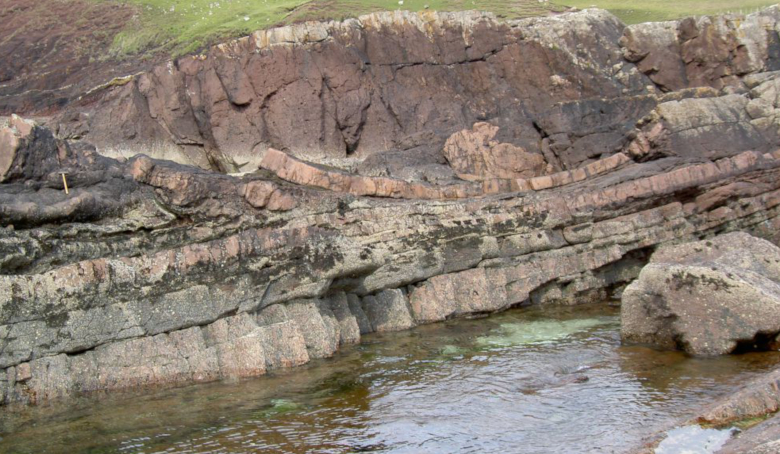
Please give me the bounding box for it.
[4,8,780,406]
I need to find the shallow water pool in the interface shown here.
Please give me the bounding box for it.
[2,304,778,453]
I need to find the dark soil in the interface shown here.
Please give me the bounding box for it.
[0,0,162,115]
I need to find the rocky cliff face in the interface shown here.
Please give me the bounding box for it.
[4,8,780,406]
[56,9,650,172]
[53,7,780,176]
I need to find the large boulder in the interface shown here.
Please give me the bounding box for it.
[621,232,780,356]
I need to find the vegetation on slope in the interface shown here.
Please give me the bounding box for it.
[106,0,561,57]
[556,0,776,25]
[103,0,780,58]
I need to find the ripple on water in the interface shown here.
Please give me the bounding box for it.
[2,304,780,454]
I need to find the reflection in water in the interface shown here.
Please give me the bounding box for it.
[655,425,736,454]
[2,304,779,453]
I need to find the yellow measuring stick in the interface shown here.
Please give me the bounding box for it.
[60,172,69,195]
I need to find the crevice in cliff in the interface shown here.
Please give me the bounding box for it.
[374,86,403,136]
[366,44,508,71]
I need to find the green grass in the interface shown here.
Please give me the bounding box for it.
[104,0,560,57]
[552,0,778,24]
[105,0,311,57]
[99,0,780,58]
[284,0,561,24]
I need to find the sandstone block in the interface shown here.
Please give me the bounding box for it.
[621,232,780,355]
[285,299,340,359]
[361,289,415,332]
[443,122,547,180]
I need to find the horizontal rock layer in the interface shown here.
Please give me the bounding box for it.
[3,119,780,404]
[258,147,632,199]
[5,8,780,407]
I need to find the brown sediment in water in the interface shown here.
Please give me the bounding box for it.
[2,304,780,453]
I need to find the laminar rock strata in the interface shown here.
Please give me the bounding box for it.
[5,7,780,406]
[4,115,780,404]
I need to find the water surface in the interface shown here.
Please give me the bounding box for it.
[2,304,779,453]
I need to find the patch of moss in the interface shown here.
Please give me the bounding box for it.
[671,270,734,292]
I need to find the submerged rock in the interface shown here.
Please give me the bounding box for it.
[621,232,780,356]
[475,318,612,348]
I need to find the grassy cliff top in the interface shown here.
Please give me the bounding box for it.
[104,0,779,58]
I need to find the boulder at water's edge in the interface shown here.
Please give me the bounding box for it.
[621,232,780,356]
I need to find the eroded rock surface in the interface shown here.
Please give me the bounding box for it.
[54,9,651,172]
[4,114,780,405]
[622,232,780,356]
[4,8,780,406]
[44,7,780,179]
[622,7,780,92]
[442,122,548,180]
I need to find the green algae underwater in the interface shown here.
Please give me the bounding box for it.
[2,303,779,453]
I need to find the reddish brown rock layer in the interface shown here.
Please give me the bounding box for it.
[622,8,780,92]
[40,7,780,178]
[53,9,651,172]
[3,117,780,405]
[4,8,780,408]
[259,147,632,198]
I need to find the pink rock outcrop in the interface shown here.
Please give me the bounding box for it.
[443,122,548,180]
[4,6,780,409]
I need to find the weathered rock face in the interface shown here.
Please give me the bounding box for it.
[621,232,780,356]
[44,7,780,185]
[442,122,549,180]
[622,7,780,92]
[5,8,780,407]
[54,9,652,172]
[4,112,780,405]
